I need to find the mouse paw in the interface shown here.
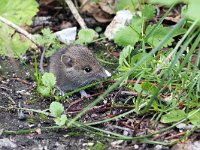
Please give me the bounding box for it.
[80,90,90,98]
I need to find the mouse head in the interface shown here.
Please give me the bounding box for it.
[60,45,111,87]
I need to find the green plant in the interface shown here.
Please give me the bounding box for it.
[115,0,139,11]
[90,142,107,150]
[49,101,67,126]
[114,4,185,47]
[35,28,62,57]
[0,0,38,56]
[76,28,96,44]
[149,0,200,21]
[37,72,56,97]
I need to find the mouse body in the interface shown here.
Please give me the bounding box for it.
[49,45,111,93]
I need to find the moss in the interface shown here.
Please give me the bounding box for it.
[89,142,107,150]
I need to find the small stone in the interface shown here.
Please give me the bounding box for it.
[134,144,139,149]
[0,138,17,149]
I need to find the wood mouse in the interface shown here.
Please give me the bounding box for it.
[47,45,111,96]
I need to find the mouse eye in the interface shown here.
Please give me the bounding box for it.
[84,67,92,73]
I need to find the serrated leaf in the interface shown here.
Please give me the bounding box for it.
[145,25,171,47]
[54,114,67,126]
[0,0,39,25]
[188,110,200,127]
[114,15,142,47]
[0,0,39,57]
[114,26,139,46]
[145,25,185,48]
[142,5,156,20]
[130,15,143,33]
[145,25,174,47]
[37,86,51,97]
[119,45,134,66]
[50,102,64,118]
[42,73,56,87]
[76,29,96,44]
[115,0,139,11]
[35,28,57,46]
[161,110,186,123]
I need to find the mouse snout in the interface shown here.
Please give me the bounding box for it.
[98,69,111,79]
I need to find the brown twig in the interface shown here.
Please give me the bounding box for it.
[67,103,134,115]
[66,91,104,109]
[153,130,173,140]
[165,131,186,140]
[65,0,87,29]
[11,77,33,86]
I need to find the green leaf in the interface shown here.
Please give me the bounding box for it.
[145,25,171,47]
[185,0,200,21]
[0,0,39,56]
[130,15,143,33]
[114,15,142,47]
[54,114,67,126]
[90,142,107,150]
[130,52,147,65]
[145,24,186,48]
[141,82,157,95]
[188,110,200,127]
[134,83,142,93]
[37,73,56,97]
[37,86,51,97]
[50,102,64,118]
[115,0,139,11]
[119,45,134,66]
[161,110,186,123]
[145,24,183,48]
[114,26,139,46]
[10,34,30,56]
[35,28,61,57]
[42,73,56,87]
[76,29,96,44]
[142,5,156,20]
[35,28,57,46]
[0,0,39,25]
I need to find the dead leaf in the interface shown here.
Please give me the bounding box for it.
[35,128,41,134]
[80,0,114,23]
[99,0,115,15]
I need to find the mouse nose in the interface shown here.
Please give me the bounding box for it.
[104,69,112,77]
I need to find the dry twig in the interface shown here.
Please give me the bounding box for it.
[65,0,88,29]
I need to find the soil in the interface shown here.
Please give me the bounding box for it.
[0,57,168,150]
[1,1,200,150]
[0,57,109,150]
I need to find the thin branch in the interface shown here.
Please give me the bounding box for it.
[65,0,87,29]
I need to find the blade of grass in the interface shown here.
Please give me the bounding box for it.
[67,16,187,127]
[154,19,198,74]
[158,20,198,92]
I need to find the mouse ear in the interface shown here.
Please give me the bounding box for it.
[61,54,74,68]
